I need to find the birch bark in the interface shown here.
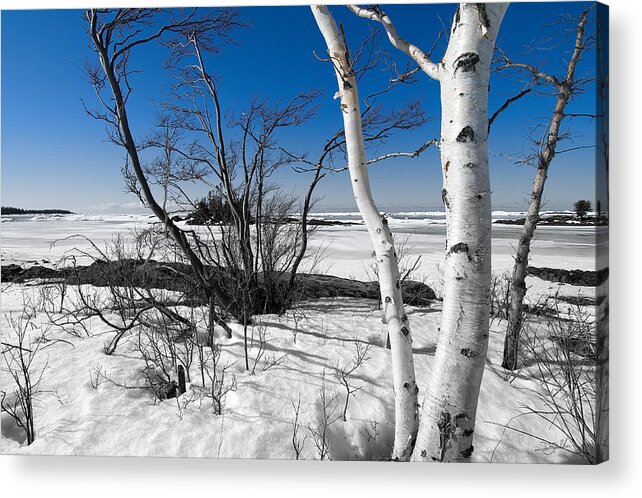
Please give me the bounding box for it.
[312,5,419,460]
[411,3,507,461]
[349,2,507,461]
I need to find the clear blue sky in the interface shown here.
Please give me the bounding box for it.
[1,2,598,213]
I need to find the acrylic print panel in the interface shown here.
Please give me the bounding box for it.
[0,2,608,463]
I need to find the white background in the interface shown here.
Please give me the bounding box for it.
[0,0,640,496]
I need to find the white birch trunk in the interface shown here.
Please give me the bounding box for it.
[312,5,419,460]
[412,3,507,462]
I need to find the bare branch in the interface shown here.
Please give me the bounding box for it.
[329,138,438,173]
[495,48,563,89]
[348,4,440,80]
[488,88,532,131]
[367,138,439,165]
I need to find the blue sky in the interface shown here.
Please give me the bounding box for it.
[1,2,599,213]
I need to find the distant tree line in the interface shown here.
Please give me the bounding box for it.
[1,207,74,215]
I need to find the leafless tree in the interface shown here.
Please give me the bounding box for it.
[291,393,308,459]
[1,303,50,445]
[85,9,433,356]
[334,339,372,422]
[312,6,436,460]
[158,20,323,317]
[496,7,596,371]
[348,2,508,462]
[202,342,237,415]
[85,8,327,339]
[308,371,340,460]
[85,8,246,324]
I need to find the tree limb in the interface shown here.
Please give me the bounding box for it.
[347,5,440,80]
[496,48,563,89]
[488,88,532,131]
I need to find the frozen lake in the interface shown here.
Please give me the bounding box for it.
[1,213,600,274]
[1,213,602,304]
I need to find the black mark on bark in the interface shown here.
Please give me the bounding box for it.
[437,412,456,462]
[442,188,450,210]
[448,242,470,255]
[454,52,480,73]
[460,348,479,359]
[476,3,491,31]
[403,380,416,392]
[454,412,469,424]
[456,126,475,143]
[460,445,475,459]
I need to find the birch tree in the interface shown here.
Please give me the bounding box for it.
[312,5,419,461]
[350,3,508,461]
[497,7,593,371]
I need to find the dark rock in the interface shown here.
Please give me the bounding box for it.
[186,216,360,227]
[279,217,360,227]
[1,264,24,282]
[306,218,360,226]
[400,280,437,305]
[526,266,609,287]
[1,260,437,308]
[494,215,608,226]
[294,273,435,306]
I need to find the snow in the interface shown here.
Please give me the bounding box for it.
[1,213,599,462]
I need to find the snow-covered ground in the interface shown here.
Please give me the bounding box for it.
[1,213,600,462]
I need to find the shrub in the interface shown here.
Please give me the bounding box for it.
[187,190,235,225]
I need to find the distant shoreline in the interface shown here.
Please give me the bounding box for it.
[1,206,74,215]
[494,214,608,227]
[1,208,607,228]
